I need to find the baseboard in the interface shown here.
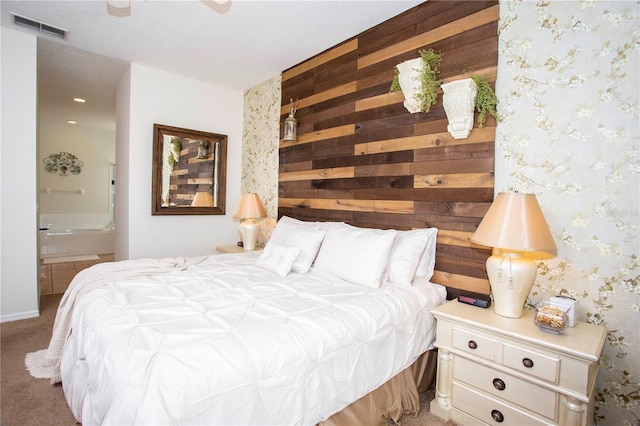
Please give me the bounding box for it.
[1,309,39,323]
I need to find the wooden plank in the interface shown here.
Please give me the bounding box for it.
[355,126,495,155]
[354,89,404,113]
[280,82,357,115]
[431,270,491,295]
[417,201,491,218]
[357,5,499,69]
[278,166,355,182]
[435,257,488,280]
[436,243,491,264]
[351,157,492,178]
[414,172,494,189]
[278,198,414,214]
[278,160,313,173]
[437,229,476,248]
[280,124,356,148]
[313,150,414,169]
[282,39,358,82]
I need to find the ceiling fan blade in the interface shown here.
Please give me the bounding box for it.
[106,0,131,17]
[199,0,232,14]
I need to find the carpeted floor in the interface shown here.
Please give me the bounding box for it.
[0,294,76,425]
[1,294,456,426]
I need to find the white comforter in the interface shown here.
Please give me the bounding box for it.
[60,252,445,425]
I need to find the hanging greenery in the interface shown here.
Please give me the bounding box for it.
[471,75,498,128]
[390,49,443,114]
[415,49,443,114]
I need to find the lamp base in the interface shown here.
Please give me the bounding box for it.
[486,253,537,318]
[239,219,260,251]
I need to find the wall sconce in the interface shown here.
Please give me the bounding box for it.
[441,78,477,139]
[283,98,299,143]
[233,193,267,250]
[470,192,557,318]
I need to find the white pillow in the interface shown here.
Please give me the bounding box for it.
[314,224,396,288]
[274,215,342,232]
[414,228,438,281]
[281,228,326,273]
[274,215,323,232]
[269,217,326,273]
[255,242,300,277]
[387,229,433,285]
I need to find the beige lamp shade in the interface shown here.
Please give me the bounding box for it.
[470,192,557,318]
[191,191,214,207]
[233,193,266,219]
[470,192,557,259]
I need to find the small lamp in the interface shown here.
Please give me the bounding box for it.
[233,193,266,251]
[470,192,557,318]
[191,191,213,207]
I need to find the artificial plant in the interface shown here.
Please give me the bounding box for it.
[470,75,498,128]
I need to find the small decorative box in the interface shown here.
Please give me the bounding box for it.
[534,302,569,334]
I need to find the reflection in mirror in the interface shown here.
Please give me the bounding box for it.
[152,124,227,215]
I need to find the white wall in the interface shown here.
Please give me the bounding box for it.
[117,64,243,260]
[38,122,115,215]
[114,67,131,260]
[0,28,39,322]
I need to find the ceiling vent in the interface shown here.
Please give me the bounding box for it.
[11,13,68,40]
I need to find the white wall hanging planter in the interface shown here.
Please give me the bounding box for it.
[395,58,424,114]
[441,78,477,139]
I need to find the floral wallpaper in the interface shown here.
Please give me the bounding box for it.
[241,1,639,424]
[496,1,639,424]
[242,75,281,244]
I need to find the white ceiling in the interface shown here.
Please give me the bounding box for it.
[1,0,422,131]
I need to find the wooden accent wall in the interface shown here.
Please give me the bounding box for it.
[279,1,498,297]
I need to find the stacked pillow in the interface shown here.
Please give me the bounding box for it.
[313,223,397,288]
[257,216,326,276]
[255,216,438,288]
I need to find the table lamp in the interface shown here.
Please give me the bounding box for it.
[191,191,213,207]
[232,193,266,251]
[470,192,557,318]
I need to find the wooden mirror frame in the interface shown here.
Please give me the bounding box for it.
[152,123,227,215]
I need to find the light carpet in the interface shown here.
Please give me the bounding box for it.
[43,254,99,264]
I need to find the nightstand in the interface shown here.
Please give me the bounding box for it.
[215,245,262,254]
[429,299,606,426]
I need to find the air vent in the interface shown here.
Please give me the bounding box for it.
[11,13,68,40]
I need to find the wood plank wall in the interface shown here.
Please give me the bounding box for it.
[278,1,499,297]
[170,139,215,206]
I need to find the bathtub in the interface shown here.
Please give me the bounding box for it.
[39,228,114,259]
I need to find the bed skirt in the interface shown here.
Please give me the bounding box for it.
[319,349,437,426]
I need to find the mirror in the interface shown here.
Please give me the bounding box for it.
[152,123,227,215]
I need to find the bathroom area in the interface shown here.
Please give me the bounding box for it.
[38,113,116,262]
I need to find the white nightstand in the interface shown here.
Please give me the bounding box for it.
[429,299,607,426]
[215,245,262,254]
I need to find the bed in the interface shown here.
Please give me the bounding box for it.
[45,217,446,425]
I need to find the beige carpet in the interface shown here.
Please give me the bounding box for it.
[1,294,456,426]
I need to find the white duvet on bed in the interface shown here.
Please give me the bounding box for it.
[60,252,445,425]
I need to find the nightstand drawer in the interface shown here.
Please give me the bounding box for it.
[454,356,557,420]
[452,327,496,361]
[503,342,560,383]
[453,382,549,426]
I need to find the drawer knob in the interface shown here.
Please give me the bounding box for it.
[468,340,478,350]
[492,378,506,391]
[522,357,534,368]
[491,409,504,423]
